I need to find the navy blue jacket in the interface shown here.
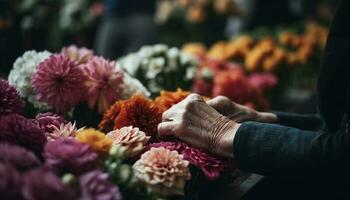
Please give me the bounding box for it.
[234,0,350,196]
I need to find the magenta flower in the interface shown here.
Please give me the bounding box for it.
[0,79,24,116]
[61,45,94,65]
[248,73,278,92]
[0,163,23,200]
[33,112,66,135]
[0,114,46,156]
[32,54,86,113]
[182,145,225,180]
[22,168,75,200]
[79,170,122,200]
[83,56,124,113]
[44,138,99,175]
[0,143,41,172]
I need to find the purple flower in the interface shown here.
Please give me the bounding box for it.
[0,163,23,200]
[22,168,75,200]
[79,170,122,200]
[0,114,47,156]
[33,112,66,135]
[44,138,99,175]
[0,143,40,172]
[0,79,24,116]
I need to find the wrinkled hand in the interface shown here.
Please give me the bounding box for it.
[207,96,277,123]
[158,94,240,158]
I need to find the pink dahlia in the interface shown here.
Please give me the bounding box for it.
[44,138,99,175]
[0,114,47,156]
[83,56,124,113]
[0,143,41,173]
[32,54,86,113]
[0,79,24,116]
[33,112,66,135]
[61,45,94,65]
[22,168,75,200]
[148,141,186,152]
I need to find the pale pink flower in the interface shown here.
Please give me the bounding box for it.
[83,56,124,113]
[61,45,94,65]
[107,126,150,157]
[47,122,82,141]
[133,147,191,197]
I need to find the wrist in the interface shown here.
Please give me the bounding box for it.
[209,116,240,158]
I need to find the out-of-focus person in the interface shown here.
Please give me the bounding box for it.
[94,0,157,59]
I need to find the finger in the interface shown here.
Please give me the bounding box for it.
[186,93,204,102]
[158,121,178,136]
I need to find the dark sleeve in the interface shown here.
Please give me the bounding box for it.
[272,111,323,131]
[234,122,350,187]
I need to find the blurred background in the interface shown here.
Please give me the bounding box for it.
[0,0,340,113]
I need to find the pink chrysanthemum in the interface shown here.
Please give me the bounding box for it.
[47,122,81,141]
[32,54,86,112]
[61,45,94,65]
[83,56,124,113]
[0,79,24,116]
[149,141,231,180]
[33,112,66,135]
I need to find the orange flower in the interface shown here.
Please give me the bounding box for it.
[155,89,190,111]
[99,95,162,140]
[99,102,121,133]
[76,128,112,153]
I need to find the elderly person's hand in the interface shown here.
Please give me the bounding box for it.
[158,94,240,158]
[207,96,278,123]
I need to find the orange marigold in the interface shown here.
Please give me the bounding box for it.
[76,128,112,153]
[99,95,162,140]
[154,89,190,111]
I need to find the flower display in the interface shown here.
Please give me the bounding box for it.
[0,79,24,116]
[32,54,86,112]
[61,45,94,64]
[22,168,75,200]
[0,163,23,200]
[118,44,198,95]
[0,143,41,172]
[76,128,112,153]
[47,122,80,141]
[107,126,150,157]
[133,147,191,196]
[154,89,190,111]
[33,112,66,135]
[248,73,278,92]
[8,50,52,110]
[0,114,46,156]
[79,170,122,200]
[44,138,99,175]
[83,56,124,113]
[99,95,163,139]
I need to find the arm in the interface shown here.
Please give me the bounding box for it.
[272,111,323,131]
[234,122,350,187]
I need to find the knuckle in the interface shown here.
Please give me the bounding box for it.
[188,93,202,101]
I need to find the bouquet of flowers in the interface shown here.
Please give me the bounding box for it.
[8,45,149,124]
[0,75,236,199]
[118,44,198,96]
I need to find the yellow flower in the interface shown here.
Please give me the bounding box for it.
[76,128,112,153]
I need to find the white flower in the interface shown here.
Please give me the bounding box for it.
[9,50,51,110]
[138,46,154,58]
[153,44,169,55]
[167,47,180,61]
[146,57,165,79]
[118,54,142,76]
[120,71,150,99]
[180,52,197,66]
